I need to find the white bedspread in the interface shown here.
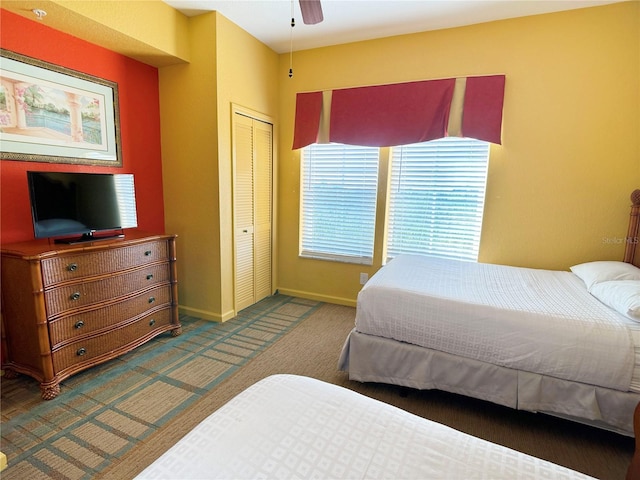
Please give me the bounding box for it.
[356,255,635,392]
[135,375,594,479]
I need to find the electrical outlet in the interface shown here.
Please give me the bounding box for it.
[359,272,369,285]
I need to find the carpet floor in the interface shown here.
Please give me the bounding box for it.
[1,295,635,479]
[1,295,321,479]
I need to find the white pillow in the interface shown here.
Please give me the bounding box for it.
[570,261,640,290]
[590,280,640,321]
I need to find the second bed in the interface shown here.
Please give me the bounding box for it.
[339,254,640,435]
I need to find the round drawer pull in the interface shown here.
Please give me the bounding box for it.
[149,319,156,327]
[67,263,78,272]
[146,274,154,280]
[144,250,152,256]
[70,292,81,301]
[74,320,85,329]
[148,296,156,304]
[76,347,87,356]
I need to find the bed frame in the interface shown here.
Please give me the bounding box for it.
[624,190,640,461]
[341,189,640,436]
[628,401,640,480]
[624,189,640,267]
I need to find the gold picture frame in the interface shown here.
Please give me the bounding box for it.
[0,49,122,166]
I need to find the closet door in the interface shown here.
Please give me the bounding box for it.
[234,113,255,311]
[233,111,273,312]
[253,120,273,302]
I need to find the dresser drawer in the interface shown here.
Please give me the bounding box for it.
[51,307,173,373]
[41,239,170,286]
[45,263,170,317]
[48,285,173,347]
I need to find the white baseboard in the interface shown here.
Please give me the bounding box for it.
[276,288,356,308]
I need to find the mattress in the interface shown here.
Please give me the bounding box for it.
[355,255,638,392]
[135,374,595,479]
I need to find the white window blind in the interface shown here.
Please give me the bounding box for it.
[114,174,138,229]
[300,143,379,264]
[387,137,489,262]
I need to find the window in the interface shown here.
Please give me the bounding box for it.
[300,137,489,264]
[387,137,489,262]
[300,143,379,264]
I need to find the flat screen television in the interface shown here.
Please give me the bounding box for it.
[27,171,138,243]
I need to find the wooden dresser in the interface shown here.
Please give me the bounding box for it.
[0,231,180,399]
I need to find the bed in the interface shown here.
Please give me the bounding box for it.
[135,374,599,479]
[338,190,640,436]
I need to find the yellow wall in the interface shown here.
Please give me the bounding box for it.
[159,12,279,321]
[158,13,221,321]
[276,1,640,306]
[214,14,280,319]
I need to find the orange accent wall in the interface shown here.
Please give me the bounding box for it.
[0,10,164,244]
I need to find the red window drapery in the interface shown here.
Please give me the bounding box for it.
[292,75,505,149]
[461,75,506,145]
[330,78,455,147]
[292,91,323,150]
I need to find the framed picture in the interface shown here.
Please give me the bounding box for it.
[0,49,122,166]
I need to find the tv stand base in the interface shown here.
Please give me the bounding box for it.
[54,232,125,245]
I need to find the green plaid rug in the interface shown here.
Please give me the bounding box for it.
[1,295,322,479]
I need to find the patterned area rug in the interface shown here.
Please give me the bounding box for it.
[1,295,322,479]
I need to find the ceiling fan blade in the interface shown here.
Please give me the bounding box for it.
[299,0,323,25]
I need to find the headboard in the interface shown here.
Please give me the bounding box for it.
[624,189,640,268]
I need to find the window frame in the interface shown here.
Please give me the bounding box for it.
[299,137,490,266]
[385,137,490,263]
[299,143,380,265]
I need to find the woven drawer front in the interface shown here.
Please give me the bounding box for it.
[41,239,169,286]
[48,285,172,347]
[51,307,173,373]
[45,263,170,317]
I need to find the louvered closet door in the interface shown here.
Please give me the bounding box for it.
[234,114,255,311]
[253,119,273,302]
[233,112,273,312]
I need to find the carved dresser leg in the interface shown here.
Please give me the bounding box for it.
[40,382,61,400]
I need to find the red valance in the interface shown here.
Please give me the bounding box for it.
[330,79,455,147]
[292,75,505,149]
[461,75,505,145]
[292,91,323,150]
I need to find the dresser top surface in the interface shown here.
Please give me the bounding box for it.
[1,230,176,259]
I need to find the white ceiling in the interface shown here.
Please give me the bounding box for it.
[162,0,625,54]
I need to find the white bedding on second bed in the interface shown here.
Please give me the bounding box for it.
[135,375,594,479]
[355,255,638,392]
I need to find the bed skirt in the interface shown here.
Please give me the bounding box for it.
[338,328,639,436]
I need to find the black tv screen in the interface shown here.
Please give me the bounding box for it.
[27,171,138,242]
